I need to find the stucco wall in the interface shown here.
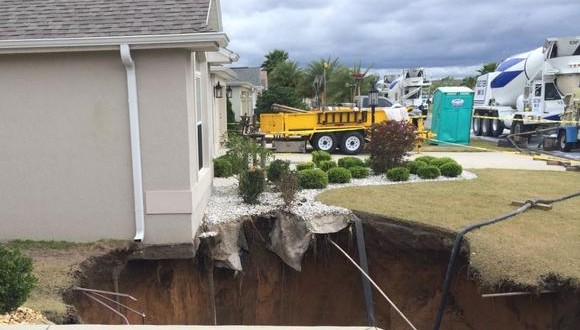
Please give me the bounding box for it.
[0,49,213,244]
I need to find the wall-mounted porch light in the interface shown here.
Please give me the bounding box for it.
[226,86,232,98]
[214,82,224,98]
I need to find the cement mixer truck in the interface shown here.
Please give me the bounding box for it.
[377,68,431,114]
[472,36,580,137]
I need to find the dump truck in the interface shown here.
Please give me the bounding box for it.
[259,104,416,154]
[472,36,580,137]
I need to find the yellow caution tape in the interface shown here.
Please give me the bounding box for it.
[472,114,580,125]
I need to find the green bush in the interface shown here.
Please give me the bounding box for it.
[327,167,352,183]
[337,156,365,169]
[415,155,437,165]
[363,157,372,168]
[407,160,428,175]
[239,168,265,204]
[440,162,463,177]
[350,166,370,179]
[318,160,337,171]
[267,159,290,182]
[225,134,271,174]
[311,150,332,166]
[298,169,328,189]
[417,165,441,179]
[386,167,410,182]
[214,156,233,178]
[296,162,315,171]
[0,245,37,314]
[430,157,458,168]
[278,171,300,207]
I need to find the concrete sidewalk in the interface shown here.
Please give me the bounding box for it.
[273,151,564,171]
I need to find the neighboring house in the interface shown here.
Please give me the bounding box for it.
[0,0,236,245]
[229,67,268,120]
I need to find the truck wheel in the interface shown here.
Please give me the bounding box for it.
[491,118,504,137]
[510,119,528,143]
[340,132,364,155]
[473,117,482,136]
[481,118,492,136]
[312,133,337,152]
[558,132,573,152]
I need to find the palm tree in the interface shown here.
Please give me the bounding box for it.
[477,62,498,75]
[299,57,340,103]
[261,49,289,74]
[269,60,303,89]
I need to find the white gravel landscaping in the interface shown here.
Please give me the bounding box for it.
[205,171,477,225]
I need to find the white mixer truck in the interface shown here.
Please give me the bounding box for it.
[377,68,431,114]
[472,36,580,137]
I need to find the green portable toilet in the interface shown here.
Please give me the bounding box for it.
[430,86,474,145]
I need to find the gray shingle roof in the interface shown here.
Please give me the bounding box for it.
[0,0,216,40]
[231,67,265,87]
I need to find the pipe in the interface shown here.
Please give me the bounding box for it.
[432,191,580,330]
[328,237,419,330]
[352,216,376,326]
[120,44,145,242]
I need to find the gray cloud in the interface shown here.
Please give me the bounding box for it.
[221,0,580,78]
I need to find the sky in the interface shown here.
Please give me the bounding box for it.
[221,0,579,79]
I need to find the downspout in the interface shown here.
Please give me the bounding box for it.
[120,44,145,242]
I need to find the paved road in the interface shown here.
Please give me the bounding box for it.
[274,151,565,172]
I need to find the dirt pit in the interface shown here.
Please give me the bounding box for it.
[68,213,580,329]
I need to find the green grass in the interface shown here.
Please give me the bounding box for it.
[317,169,580,288]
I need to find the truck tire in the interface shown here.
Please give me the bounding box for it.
[481,118,492,136]
[312,133,337,152]
[340,132,364,155]
[491,118,504,137]
[473,116,482,136]
[558,132,573,152]
[510,119,528,143]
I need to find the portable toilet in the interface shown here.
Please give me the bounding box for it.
[430,86,474,145]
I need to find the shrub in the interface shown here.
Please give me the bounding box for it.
[296,162,315,171]
[337,156,365,169]
[407,160,428,175]
[440,162,463,177]
[225,133,271,174]
[368,121,416,173]
[278,171,300,207]
[386,167,410,182]
[363,157,372,168]
[298,169,328,189]
[327,167,352,183]
[311,150,331,166]
[350,166,370,179]
[430,157,458,168]
[238,168,265,204]
[0,245,37,314]
[214,156,233,178]
[415,155,437,165]
[318,160,337,171]
[417,165,441,179]
[267,159,290,182]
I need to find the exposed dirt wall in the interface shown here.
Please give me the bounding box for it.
[69,214,580,329]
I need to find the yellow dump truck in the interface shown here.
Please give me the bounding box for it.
[259,104,423,154]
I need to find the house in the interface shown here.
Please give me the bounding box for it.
[229,67,268,120]
[0,0,237,245]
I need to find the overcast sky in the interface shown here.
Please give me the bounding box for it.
[221,0,579,79]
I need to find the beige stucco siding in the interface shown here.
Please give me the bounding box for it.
[0,48,214,244]
[0,52,134,241]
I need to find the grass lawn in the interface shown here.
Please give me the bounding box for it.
[3,240,128,322]
[416,138,515,152]
[316,169,580,289]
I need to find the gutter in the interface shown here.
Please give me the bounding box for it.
[0,32,229,54]
[120,44,145,242]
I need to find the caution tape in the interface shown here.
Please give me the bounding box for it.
[472,114,580,125]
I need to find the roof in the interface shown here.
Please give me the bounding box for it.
[0,0,219,41]
[231,67,265,87]
[435,86,473,93]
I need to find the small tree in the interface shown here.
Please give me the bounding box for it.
[0,245,37,314]
[367,121,416,173]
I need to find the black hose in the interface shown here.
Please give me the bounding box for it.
[432,191,580,330]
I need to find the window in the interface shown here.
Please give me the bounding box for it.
[544,82,561,101]
[195,71,204,171]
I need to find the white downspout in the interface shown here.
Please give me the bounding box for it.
[120,44,145,242]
